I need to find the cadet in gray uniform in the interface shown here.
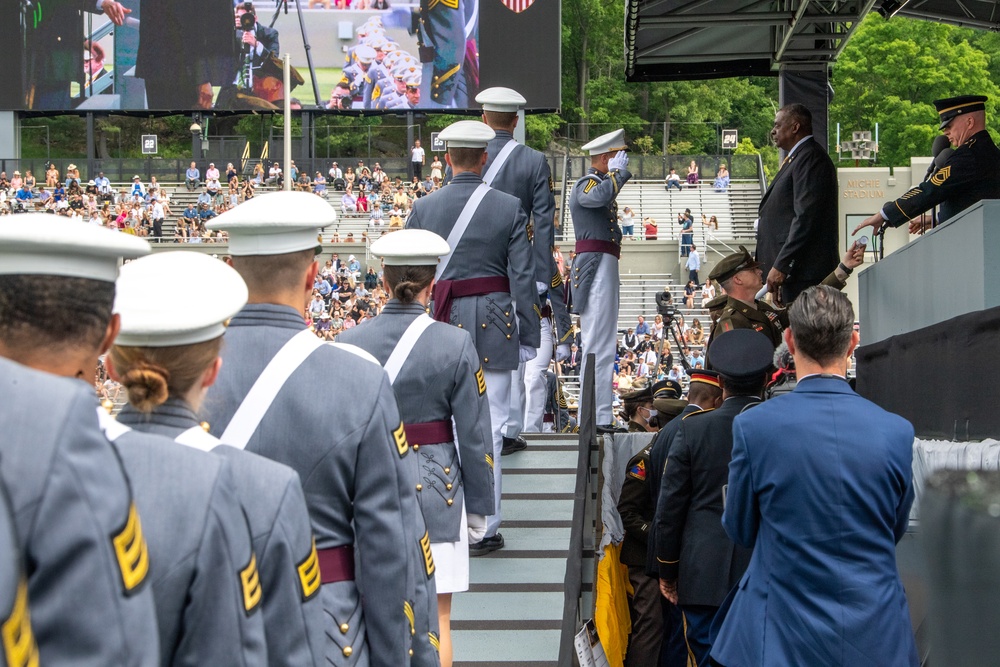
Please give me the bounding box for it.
[0,464,37,667]
[340,230,495,667]
[0,223,268,666]
[406,120,541,555]
[0,217,160,667]
[111,251,323,667]
[475,87,572,440]
[208,191,422,667]
[569,129,632,430]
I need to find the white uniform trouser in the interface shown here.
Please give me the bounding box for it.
[523,317,553,433]
[579,253,620,424]
[483,369,512,538]
[505,362,526,439]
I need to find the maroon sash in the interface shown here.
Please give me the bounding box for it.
[404,419,452,446]
[317,545,354,583]
[575,239,621,259]
[431,276,511,323]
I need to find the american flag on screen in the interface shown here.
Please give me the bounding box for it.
[501,0,535,13]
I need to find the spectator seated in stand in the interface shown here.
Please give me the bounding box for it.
[197,189,214,209]
[313,172,327,196]
[666,168,682,191]
[341,188,358,213]
[369,205,384,227]
[686,160,699,187]
[714,163,730,192]
[266,162,282,186]
[185,162,200,190]
[296,171,312,192]
[129,175,146,202]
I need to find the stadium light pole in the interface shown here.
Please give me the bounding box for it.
[190,116,203,163]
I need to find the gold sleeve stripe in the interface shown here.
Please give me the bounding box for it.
[429,632,441,651]
[551,272,563,288]
[393,422,410,458]
[404,600,415,636]
[240,552,262,614]
[534,303,543,319]
[583,179,597,194]
[420,532,436,578]
[1,579,38,667]
[930,165,951,186]
[297,539,321,602]
[485,453,494,470]
[475,367,486,396]
[112,502,149,594]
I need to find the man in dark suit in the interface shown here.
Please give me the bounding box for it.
[756,103,839,305]
[216,2,281,110]
[712,286,918,666]
[655,330,774,666]
[563,344,581,376]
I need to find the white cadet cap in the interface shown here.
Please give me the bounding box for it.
[115,251,248,347]
[371,229,449,266]
[354,45,377,64]
[581,128,627,156]
[476,86,526,112]
[0,215,150,282]
[439,120,495,148]
[213,191,335,256]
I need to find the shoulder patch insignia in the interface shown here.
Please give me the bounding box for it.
[930,166,951,186]
[627,459,646,481]
[475,367,486,396]
[720,320,733,332]
[393,422,410,458]
[551,272,563,288]
[112,502,149,595]
[419,531,435,578]
[583,179,597,194]
[240,552,262,614]
[372,84,382,100]
[1,579,38,667]
[297,539,321,602]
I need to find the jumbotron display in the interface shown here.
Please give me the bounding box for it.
[2,0,559,113]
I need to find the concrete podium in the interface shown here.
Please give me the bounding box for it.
[856,199,1000,441]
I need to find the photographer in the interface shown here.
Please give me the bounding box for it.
[217,2,280,109]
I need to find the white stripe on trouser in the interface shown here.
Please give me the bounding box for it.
[483,368,512,538]
[579,253,620,424]
[505,362,526,439]
[523,317,553,433]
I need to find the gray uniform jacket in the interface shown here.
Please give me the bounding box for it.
[0,358,159,666]
[342,300,502,667]
[483,131,572,344]
[569,166,632,314]
[406,171,541,370]
[118,399,324,667]
[203,304,419,667]
[0,471,35,666]
[109,416,268,667]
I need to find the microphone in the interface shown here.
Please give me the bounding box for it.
[924,135,951,180]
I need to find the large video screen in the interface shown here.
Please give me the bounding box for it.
[1,0,558,113]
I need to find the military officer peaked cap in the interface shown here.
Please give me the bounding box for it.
[0,215,150,282]
[581,128,627,156]
[705,294,729,312]
[689,370,721,388]
[935,95,988,129]
[354,45,377,64]
[476,87,526,112]
[708,329,773,381]
[709,245,759,283]
[371,229,449,266]
[115,252,248,347]
[214,191,335,256]
[651,379,687,417]
[439,120,495,148]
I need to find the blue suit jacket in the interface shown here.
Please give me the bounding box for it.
[712,376,918,667]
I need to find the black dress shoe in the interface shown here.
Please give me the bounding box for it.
[596,424,627,434]
[469,533,505,556]
[501,435,528,456]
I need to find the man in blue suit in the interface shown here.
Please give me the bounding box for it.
[712,285,918,667]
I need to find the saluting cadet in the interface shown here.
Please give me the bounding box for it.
[406,120,541,556]
[475,87,572,445]
[569,129,632,432]
[655,329,774,665]
[0,217,160,666]
[112,252,323,667]
[0,472,37,667]
[340,230,495,667]
[207,191,421,667]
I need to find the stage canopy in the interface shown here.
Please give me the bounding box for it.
[625,0,1000,82]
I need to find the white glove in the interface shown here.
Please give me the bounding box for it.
[468,513,487,544]
[556,343,571,362]
[608,151,629,172]
[519,345,537,363]
[381,6,413,28]
[536,281,548,296]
